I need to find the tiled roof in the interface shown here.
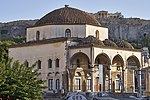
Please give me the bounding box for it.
[79,36,105,47]
[103,39,118,47]
[34,6,101,27]
[116,40,134,49]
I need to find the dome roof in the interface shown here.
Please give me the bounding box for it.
[103,39,118,47]
[116,40,134,49]
[34,5,101,27]
[80,36,104,46]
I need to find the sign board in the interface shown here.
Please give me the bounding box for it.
[98,64,103,84]
[68,93,87,100]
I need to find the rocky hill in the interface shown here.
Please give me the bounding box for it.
[98,18,150,42]
[0,20,37,37]
[0,17,150,45]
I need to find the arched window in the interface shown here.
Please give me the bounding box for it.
[47,72,52,77]
[115,74,121,91]
[55,58,59,68]
[75,72,81,90]
[48,59,52,68]
[48,79,53,90]
[95,30,99,39]
[24,60,29,67]
[76,59,80,67]
[65,29,71,38]
[36,31,40,40]
[56,79,60,90]
[86,73,91,90]
[37,60,41,69]
[55,72,60,76]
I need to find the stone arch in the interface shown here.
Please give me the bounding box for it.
[47,72,53,78]
[126,55,141,92]
[55,72,61,78]
[95,53,111,64]
[48,72,52,76]
[112,54,124,68]
[70,52,90,71]
[55,72,60,76]
[111,54,124,93]
[127,55,140,68]
[94,53,111,92]
[70,52,90,92]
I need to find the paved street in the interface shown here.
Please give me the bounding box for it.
[95,96,150,100]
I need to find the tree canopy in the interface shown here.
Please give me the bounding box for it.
[0,41,46,100]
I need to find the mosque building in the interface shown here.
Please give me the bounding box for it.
[9,5,143,94]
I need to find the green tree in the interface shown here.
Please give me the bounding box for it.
[0,41,47,100]
[0,41,15,61]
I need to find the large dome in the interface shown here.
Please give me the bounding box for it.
[34,5,101,27]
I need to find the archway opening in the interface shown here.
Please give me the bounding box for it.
[70,52,90,92]
[112,54,124,93]
[95,53,111,92]
[127,55,140,93]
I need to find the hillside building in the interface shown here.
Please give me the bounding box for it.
[94,10,124,19]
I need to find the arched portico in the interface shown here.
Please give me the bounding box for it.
[69,52,90,92]
[94,53,111,92]
[126,55,141,93]
[111,54,124,93]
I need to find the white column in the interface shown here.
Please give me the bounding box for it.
[138,69,142,98]
[122,66,125,93]
[90,47,94,92]
[60,73,62,91]
[108,65,111,92]
[91,65,95,92]
[53,74,56,92]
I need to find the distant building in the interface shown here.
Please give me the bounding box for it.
[94,10,124,19]
[9,6,142,94]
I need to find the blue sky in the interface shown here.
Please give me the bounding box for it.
[0,0,149,22]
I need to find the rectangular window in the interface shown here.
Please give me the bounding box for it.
[37,60,41,69]
[75,78,81,90]
[86,79,91,90]
[48,79,53,90]
[48,59,52,68]
[115,80,120,91]
[55,59,59,67]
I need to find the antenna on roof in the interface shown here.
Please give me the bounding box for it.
[65,5,69,7]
